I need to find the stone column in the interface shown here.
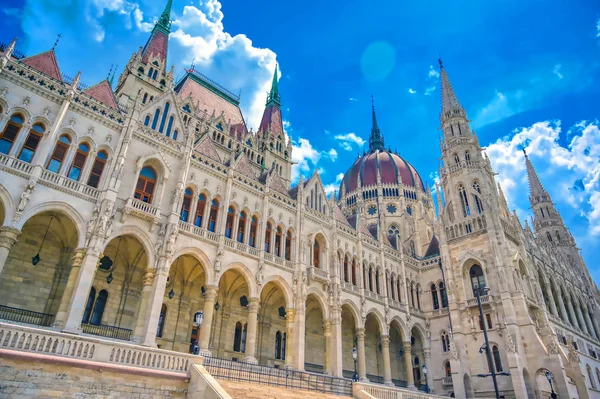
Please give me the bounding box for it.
[285,309,296,369]
[0,226,20,276]
[63,246,102,333]
[140,266,170,346]
[324,319,333,374]
[557,292,569,322]
[545,283,558,316]
[199,285,218,355]
[591,307,600,339]
[53,248,87,328]
[357,328,367,382]
[575,304,589,335]
[403,341,415,388]
[132,268,157,341]
[583,307,597,340]
[424,349,433,392]
[566,298,580,330]
[243,297,260,363]
[331,313,343,377]
[382,335,393,386]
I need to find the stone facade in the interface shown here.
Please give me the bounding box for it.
[0,3,599,398]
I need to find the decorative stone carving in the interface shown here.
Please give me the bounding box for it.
[256,259,265,290]
[16,178,36,214]
[22,96,30,107]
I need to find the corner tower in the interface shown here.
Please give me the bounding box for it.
[114,0,175,107]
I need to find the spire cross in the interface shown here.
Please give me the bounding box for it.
[107,64,114,81]
[52,34,62,50]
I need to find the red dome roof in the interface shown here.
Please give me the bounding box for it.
[341,150,426,195]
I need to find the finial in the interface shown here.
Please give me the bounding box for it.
[107,64,114,81]
[522,147,527,157]
[438,54,443,69]
[371,94,375,110]
[52,34,62,50]
[109,65,117,86]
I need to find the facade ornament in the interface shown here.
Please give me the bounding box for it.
[268,208,273,217]
[105,134,112,144]
[155,223,167,257]
[165,225,177,256]
[278,212,283,222]
[22,96,30,107]
[254,201,259,211]
[506,331,517,353]
[69,118,76,128]
[203,178,209,188]
[143,269,156,286]
[567,339,580,364]
[42,106,51,117]
[292,270,299,300]
[214,247,224,273]
[336,284,342,310]
[449,335,459,361]
[0,87,8,99]
[243,196,248,207]
[301,270,307,301]
[547,335,560,355]
[16,178,36,213]
[256,259,265,291]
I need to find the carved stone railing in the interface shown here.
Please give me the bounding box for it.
[353,381,445,399]
[39,169,100,201]
[307,266,329,283]
[123,197,159,225]
[389,300,403,310]
[342,282,360,294]
[442,376,453,386]
[224,237,236,248]
[178,221,219,244]
[0,322,196,374]
[0,153,34,178]
[466,294,493,307]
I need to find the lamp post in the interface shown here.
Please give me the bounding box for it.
[422,364,429,393]
[190,311,203,355]
[475,285,500,399]
[352,346,358,382]
[545,370,557,399]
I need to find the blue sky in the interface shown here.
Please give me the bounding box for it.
[2,0,600,283]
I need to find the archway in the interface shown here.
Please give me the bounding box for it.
[215,267,251,360]
[83,234,148,339]
[389,319,408,386]
[257,280,288,367]
[341,303,358,379]
[304,293,327,373]
[159,254,207,352]
[365,312,383,382]
[410,326,426,388]
[0,210,78,326]
[463,373,474,398]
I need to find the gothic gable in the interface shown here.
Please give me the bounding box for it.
[21,50,63,82]
[140,90,186,141]
[194,134,222,163]
[267,170,290,196]
[84,81,119,110]
[232,153,257,180]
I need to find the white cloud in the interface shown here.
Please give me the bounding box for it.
[553,64,563,79]
[171,1,277,130]
[424,86,436,96]
[133,8,153,32]
[291,138,339,182]
[334,132,366,151]
[323,173,345,195]
[408,88,416,94]
[429,171,440,192]
[428,65,440,79]
[484,120,600,235]
[472,91,518,127]
[349,97,358,102]
[596,17,600,37]
[328,148,338,162]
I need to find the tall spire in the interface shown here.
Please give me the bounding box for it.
[265,63,281,106]
[524,149,550,204]
[156,0,173,34]
[438,58,466,122]
[369,96,384,151]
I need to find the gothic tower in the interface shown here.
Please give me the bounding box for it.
[114,0,175,107]
[257,65,293,185]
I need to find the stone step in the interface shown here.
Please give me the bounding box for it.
[216,379,351,399]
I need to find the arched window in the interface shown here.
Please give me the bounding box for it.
[546,232,553,242]
[173,130,179,140]
[397,280,402,302]
[159,102,170,134]
[180,188,193,222]
[369,267,374,292]
[596,368,600,387]
[313,240,320,268]
[587,365,596,389]
[151,108,160,130]
[473,194,483,214]
[390,276,396,300]
[454,153,460,164]
[241,323,247,353]
[431,283,440,310]
[343,256,349,283]
[410,241,416,257]
[439,282,448,308]
[156,304,167,338]
[441,331,449,352]
[87,150,108,188]
[148,67,154,78]
[233,321,243,352]
[166,115,174,137]
[458,184,470,217]
[82,287,96,324]
[249,217,258,248]
[208,199,219,232]
[285,229,292,260]
[142,93,148,104]
[90,289,108,326]
[555,230,561,241]
[275,331,284,360]
[465,151,470,162]
[492,345,502,372]
[134,166,157,203]
[18,123,44,162]
[237,211,247,243]
[225,206,234,238]
[416,285,421,309]
[144,115,150,126]
[68,143,89,181]
[469,265,486,296]
[195,194,207,227]
[444,361,452,377]
[275,227,282,257]
[152,69,158,80]
[265,222,272,253]
[352,258,357,285]
[0,114,24,154]
[47,135,70,173]
[376,269,381,294]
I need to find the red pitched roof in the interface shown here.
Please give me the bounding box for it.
[142,30,168,65]
[83,81,118,110]
[258,103,284,138]
[21,50,62,82]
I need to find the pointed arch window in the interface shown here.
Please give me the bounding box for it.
[249,217,258,248]
[492,345,502,372]
[225,206,235,239]
[369,266,374,292]
[285,229,292,260]
[465,151,470,162]
[142,93,148,104]
[166,115,174,137]
[173,130,178,140]
[82,287,96,324]
[546,232,553,242]
[352,258,357,286]
[144,115,150,126]
[458,184,470,217]
[152,69,158,80]
[233,321,243,352]
[454,153,460,164]
[47,135,70,173]
[208,199,219,232]
[440,282,448,308]
[469,265,486,296]
[265,222,272,253]
[313,240,320,268]
[0,114,24,154]
[159,102,170,133]
[87,150,108,188]
[18,123,44,163]
[444,361,452,377]
[151,108,160,130]
[431,283,440,310]
[397,280,402,302]
[156,304,167,338]
[180,188,193,222]
[376,269,381,294]
[275,227,282,257]
[410,241,416,257]
[343,256,349,283]
[90,289,108,325]
[134,166,157,203]
[68,143,89,181]
[237,211,247,243]
[275,331,286,360]
[148,67,154,78]
[416,285,421,309]
[441,331,450,352]
[195,194,206,227]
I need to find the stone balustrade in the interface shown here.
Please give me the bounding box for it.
[353,381,446,399]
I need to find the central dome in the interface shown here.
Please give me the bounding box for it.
[340,149,426,196]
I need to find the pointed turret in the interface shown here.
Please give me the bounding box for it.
[524,149,550,205]
[439,58,466,123]
[369,96,384,151]
[141,0,173,70]
[258,64,284,137]
[265,64,281,107]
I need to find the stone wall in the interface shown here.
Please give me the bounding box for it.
[0,357,188,399]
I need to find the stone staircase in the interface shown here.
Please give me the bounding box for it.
[217,379,351,399]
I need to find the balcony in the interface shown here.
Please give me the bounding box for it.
[39,169,100,201]
[0,152,34,178]
[442,376,453,386]
[81,323,132,341]
[342,282,360,294]
[466,294,494,307]
[178,220,219,243]
[389,300,403,310]
[306,266,329,283]
[122,197,159,225]
[0,305,53,327]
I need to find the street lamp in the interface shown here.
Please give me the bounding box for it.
[474,284,501,399]
[422,364,429,393]
[545,370,557,399]
[352,346,358,382]
[190,311,203,355]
